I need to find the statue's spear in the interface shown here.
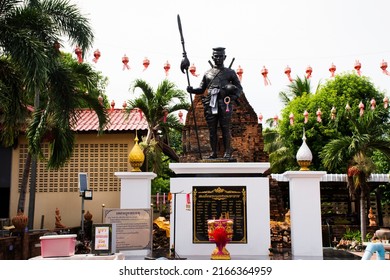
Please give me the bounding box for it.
[177,14,202,160]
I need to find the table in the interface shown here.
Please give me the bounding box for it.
[29,253,125,260]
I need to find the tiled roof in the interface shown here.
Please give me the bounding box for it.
[73,108,148,132]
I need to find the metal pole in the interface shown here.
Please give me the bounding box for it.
[101,204,105,223]
[81,195,85,233]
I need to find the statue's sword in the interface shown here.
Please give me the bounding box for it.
[177,14,202,160]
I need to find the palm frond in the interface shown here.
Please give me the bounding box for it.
[39,0,94,51]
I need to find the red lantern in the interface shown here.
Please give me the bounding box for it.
[316,108,322,122]
[110,100,115,111]
[384,96,389,109]
[258,113,263,123]
[261,66,271,86]
[98,95,103,105]
[164,61,170,76]
[143,57,150,71]
[273,114,278,126]
[380,59,390,75]
[162,109,168,123]
[305,66,312,79]
[303,110,309,124]
[93,49,101,63]
[189,63,199,77]
[236,65,243,81]
[122,54,130,70]
[331,106,336,120]
[178,111,184,123]
[289,112,294,126]
[75,46,83,63]
[329,63,336,77]
[354,60,361,76]
[122,101,127,109]
[370,98,376,110]
[284,65,293,82]
[359,101,364,117]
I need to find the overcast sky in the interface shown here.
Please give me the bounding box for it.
[65,0,390,123]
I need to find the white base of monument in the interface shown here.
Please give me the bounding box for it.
[169,162,270,257]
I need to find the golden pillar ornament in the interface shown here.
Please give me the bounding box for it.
[128,130,145,172]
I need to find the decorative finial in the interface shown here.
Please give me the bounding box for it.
[128,130,145,172]
[296,128,313,171]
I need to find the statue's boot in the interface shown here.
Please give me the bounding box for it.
[223,149,231,159]
[208,131,218,159]
[222,125,232,159]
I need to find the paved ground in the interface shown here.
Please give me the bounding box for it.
[127,248,367,260]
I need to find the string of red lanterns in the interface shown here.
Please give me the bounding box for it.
[164,61,170,76]
[380,59,390,76]
[189,63,199,77]
[329,63,336,77]
[305,66,313,79]
[354,60,362,76]
[261,66,271,86]
[74,46,83,63]
[143,57,150,71]
[236,65,243,81]
[122,54,130,70]
[258,97,388,127]
[284,65,293,82]
[70,47,390,94]
[92,49,101,63]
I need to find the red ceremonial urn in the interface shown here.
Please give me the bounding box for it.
[207,214,234,260]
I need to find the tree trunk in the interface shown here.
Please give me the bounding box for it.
[17,152,32,213]
[28,156,37,230]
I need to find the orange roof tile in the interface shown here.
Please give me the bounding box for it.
[73,108,148,132]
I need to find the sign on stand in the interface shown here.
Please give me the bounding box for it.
[91,223,116,255]
[103,208,152,252]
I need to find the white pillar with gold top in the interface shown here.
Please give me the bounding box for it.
[115,131,156,208]
[283,170,326,258]
[283,129,326,258]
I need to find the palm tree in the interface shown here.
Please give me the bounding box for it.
[320,109,390,242]
[0,0,106,227]
[126,79,189,173]
[263,128,295,173]
[279,76,320,105]
[264,76,321,173]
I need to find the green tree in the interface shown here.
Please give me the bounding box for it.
[276,73,388,172]
[0,0,108,227]
[267,73,389,241]
[126,79,189,173]
[265,76,320,172]
[320,109,390,242]
[263,129,295,173]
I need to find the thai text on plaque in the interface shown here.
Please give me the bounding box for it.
[192,186,247,243]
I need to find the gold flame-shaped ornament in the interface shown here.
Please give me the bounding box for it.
[128,131,145,172]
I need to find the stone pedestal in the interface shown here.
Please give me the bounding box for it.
[169,162,270,258]
[114,172,156,209]
[283,171,326,258]
[114,172,156,257]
